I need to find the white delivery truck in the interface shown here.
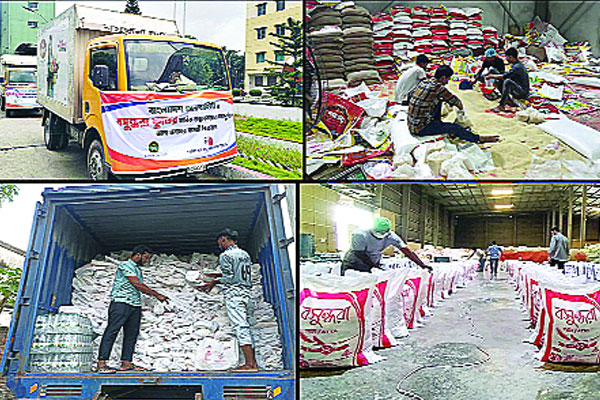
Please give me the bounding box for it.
[0,55,40,117]
[38,5,237,180]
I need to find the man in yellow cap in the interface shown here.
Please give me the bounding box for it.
[341,217,432,275]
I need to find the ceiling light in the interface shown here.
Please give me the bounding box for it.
[491,188,514,196]
[494,204,514,210]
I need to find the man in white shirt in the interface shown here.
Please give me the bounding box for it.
[395,55,429,105]
[549,226,569,270]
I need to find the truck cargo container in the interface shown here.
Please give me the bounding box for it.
[38,5,237,180]
[1,184,295,399]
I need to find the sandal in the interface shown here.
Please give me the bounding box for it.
[97,365,117,374]
[229,365,259,372]
[118,365,147,372]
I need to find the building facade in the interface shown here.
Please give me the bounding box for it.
[0,1,55,56]
[0,240,25,269]
[244,0,301,91]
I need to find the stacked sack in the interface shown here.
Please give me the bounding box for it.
[341,4,381,87]
[430,6,449,55]
[307,7,345,86]
[483,26,500,48]
[465,8,484,52]
[412,6,432,54]
[448,7,468,50]
[372,12,396,81]
[70,252,284,371]
[391,6,414,61]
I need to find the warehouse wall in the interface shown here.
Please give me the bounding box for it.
[300,184,341,253]
[570,217,600,247]
[356,1,536,34]
[300,184,454,253]
[455,213,546,249]
[548,1,600,56]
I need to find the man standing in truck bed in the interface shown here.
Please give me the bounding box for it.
[96,245,169,374]
[200,229,259,372]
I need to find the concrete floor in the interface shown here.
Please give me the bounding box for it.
[300,270,600,400]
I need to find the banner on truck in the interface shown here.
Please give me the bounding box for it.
[100,91,237,174]
[5,87,39,108]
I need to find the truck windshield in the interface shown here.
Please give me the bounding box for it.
[124,40,230,92]
[8,70,36,84]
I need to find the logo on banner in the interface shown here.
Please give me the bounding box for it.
[148,141,159,153]
[204,136,214,146]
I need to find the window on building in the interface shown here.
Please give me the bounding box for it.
[256,3,267,16]
[267,75,278,86]
[27,2,38,9]
[275,24,285,36]
[275,51,285,62]
[27,21,38,29]
[256,27,266,40]
[256,52,266,64]
[276,0,285,11]
[255,75,264,87]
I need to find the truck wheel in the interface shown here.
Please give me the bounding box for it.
[5,110,12,118]
[43,119,69,150]
[87,139,109,180]
[0,97,4,112]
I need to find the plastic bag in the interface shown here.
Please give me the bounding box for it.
[524,156,561,179]
[357,118,390,148]
[356,97,388,118]
[440,154,473,179]
[195,337,239,370]
[458,143,495,172]
[454,110,474,128]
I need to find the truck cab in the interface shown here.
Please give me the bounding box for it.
[38,5,238,180]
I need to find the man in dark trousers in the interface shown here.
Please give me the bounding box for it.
[488,47,530,112]
[200,229,259,372]
[549,226,569,270]
[341,217,431,275]
[408,65,499,143]
[96,245,168,374]
[486,241,503,279]
[472,48,505,85]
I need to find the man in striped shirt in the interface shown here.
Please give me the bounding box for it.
[408,65,499,143]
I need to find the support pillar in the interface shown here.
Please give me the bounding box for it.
[581,185,587,249]
[567,187,574,247]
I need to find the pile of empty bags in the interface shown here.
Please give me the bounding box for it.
[69,252,284,371]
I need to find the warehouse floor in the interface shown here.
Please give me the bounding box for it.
[300,269,600,400]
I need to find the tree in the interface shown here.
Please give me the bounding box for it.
[222,47,245,90]
[124,0,141,15]
[0,262,21,315]
[0,185,18,207]
[266,18,302,106]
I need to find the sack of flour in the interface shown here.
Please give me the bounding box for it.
[299,273,379,368]
[401,275,422,329]
[538,285,600,364]
[374,268,410,339]
[194,337,239,370]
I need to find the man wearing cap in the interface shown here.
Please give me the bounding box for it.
[395,55,430,105]
[472,48,505,86]
[341,217,432,275]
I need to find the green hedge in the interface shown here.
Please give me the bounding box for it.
[249,89,262,96]
[234,116,302,143]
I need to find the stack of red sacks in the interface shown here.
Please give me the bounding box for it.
[372,12,396,80]
[465,8,484,51]
[391,6,413,60]
[447,7,467,50]
[483,26,500,48]
[412,6,432,54]
[430,6,449,55]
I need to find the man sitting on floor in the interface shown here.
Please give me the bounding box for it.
[395,54,430,105]
[472,48,505,87]
[487,47,530,112]
[408,65,500,143]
